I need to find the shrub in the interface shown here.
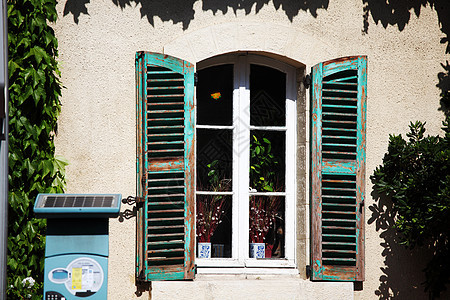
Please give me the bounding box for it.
[371,117,450,298]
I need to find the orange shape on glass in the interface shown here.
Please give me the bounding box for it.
[210,92,221,100]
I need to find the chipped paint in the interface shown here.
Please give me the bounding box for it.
[136,52,195,281]
[311,56,366,282]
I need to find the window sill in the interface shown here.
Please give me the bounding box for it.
[196,258,297,275]
[196,267,299,275]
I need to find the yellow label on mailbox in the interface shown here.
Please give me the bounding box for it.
[72,268,82,290]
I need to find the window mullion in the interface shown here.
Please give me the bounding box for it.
[235,55,251,263]
[284,69,297,260]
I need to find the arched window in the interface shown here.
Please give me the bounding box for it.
[195,54,297,268]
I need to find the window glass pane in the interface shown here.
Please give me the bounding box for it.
[249,131,285,192]
[197,129,232,191]
[250,64,286,127]
[197,64,233,126]
[197,195,232,258]
[249,196,285,258]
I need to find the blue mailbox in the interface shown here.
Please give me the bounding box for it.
[34,194,121,300]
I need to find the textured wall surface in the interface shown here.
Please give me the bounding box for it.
[52,0,448,298]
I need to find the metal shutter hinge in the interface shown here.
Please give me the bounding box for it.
[194,72,198,86]
[122,196,145,205]
[136,51,145,61]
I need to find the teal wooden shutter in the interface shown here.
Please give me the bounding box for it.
[136,52,195,281]
[311,56,367,281]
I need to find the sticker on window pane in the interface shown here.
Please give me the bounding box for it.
[197,64,233,126]
[197,195,232,258]
[197,129,232,192]
[250,64,286,127]
[249,196,285,258]
[250,131,285,192]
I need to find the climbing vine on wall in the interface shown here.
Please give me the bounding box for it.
[7,0,66,298]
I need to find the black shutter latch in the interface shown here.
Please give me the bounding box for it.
[304,74,311,89]
[306,265,311,278]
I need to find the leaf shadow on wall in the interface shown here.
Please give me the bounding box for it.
[63,0,329,29]
[438,61,450,115]
[368,190,433,299]
[362,0,450,114]
[362,0,450,51]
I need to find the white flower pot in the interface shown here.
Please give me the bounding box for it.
[198,242,212,258]
[250,243,265,258]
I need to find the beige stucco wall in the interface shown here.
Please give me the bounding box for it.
[52,0,448,299]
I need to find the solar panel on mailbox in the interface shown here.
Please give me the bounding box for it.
[34,194,121,217]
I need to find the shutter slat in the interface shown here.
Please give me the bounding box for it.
[148,86,184,90]
[323,242,356,246]
[323,105,357,109]
[324,76,357,82]
[147,201,184,206]
[148,102,184,107]
[322,89,357,94]
[148,94,185,98]
[148,209,184,214]
[323,249,357,253]
[323,97,357,101]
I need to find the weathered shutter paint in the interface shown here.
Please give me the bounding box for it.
[136,52,195,281]
[311,56,366,281]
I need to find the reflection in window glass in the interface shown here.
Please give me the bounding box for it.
[249,196,285,258]
[250,64,286,127]
[197,64,233,126]
[197,195,232,258]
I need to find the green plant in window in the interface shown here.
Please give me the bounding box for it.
[250,135,279,192]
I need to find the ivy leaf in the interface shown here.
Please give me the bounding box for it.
[8,60,22,77]
[54,155,69,176]
[25,46,47,65]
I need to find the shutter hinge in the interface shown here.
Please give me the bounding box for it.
[304,74,311,89]
[122,196,145,205]
[136,51,145,61]
[194,72,198,86]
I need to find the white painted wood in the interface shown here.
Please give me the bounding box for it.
[197,267,298,275]
[237,54,250,262]
[249,126,287,131]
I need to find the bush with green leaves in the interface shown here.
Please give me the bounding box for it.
[7,0,67,298]
[371,117,450,298]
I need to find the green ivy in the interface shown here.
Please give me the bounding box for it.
[371,117,450,298]
[7,0,67,298]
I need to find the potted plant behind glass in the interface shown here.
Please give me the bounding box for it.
[197,160,230,258]
[249,195,283,258]
[249,135,284,258]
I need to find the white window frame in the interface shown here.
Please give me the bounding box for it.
[195,53,297,272]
